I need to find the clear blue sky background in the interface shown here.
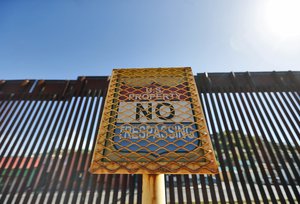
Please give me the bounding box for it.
[1,0,300,79]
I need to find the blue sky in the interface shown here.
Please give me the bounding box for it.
[1,0,300,79]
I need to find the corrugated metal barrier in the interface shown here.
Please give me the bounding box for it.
[0,71,299,203]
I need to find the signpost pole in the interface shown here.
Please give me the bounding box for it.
[142,174,166,204]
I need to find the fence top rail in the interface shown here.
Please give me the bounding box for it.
[0,71,299,98]
[196,71,300,92]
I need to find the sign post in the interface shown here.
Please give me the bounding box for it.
[142,174,165,204]
[90,67,218,203]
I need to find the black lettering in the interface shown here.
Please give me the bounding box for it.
[155,103,175,120]
[136,103,152,120]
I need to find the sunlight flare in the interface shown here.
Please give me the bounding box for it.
[264,0,300,39]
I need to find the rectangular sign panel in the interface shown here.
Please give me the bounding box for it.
[90,67,218,174]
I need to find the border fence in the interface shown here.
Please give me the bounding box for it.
[0,71,299,203]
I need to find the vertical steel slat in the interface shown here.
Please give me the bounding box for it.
[0,95,16,122]
[128,174,135,204]
[199,91,226,204]
[70,90,97,204]
[274,92,300,151]
[285,92,300,154]
[0,96,46,203]
[276,92,300,144]
[28,93,72,204]
[76,90,103,204]
[201,93,234,203]
[0,94,28,157]
[92,90,110,203]
[286,92,300,116]
[244,91,295,203]
[0,94,14,126]
[120,175,128,204]
[227,91,274,203]
[168,175,175,204]
[0,96,13,159]
[59,89,91,204]
[271,72,300,186]
[87,174,98,204]
[60,89,94,204]
[199,175,208,203]
[37,83,81,204]
[9,94,57,204]
[291,91,300,106]
[253,91,300,201]
[30,99,65,202]
[95,174,105,203]
[210,93,244,203]
[80,145,101,203]
[220,89,260,202]
[238,91,286,203]
[183,175,192,204]
[191,175,200,204]
[0,98,9,129]
[262,91,300,175]
[0,98,6,114]
[176,175,184,203]
[112,174,121,204]
[207,175,217,203]
[214,174,226,203]
[54,87,89,203]
[104,175,113,204]
[0,96,8,117]
[3,95,48,198]
[84,91,106,204]
[0,96,40,198]
[215,90,252,203]
[137,174,142,204]
[46,83,86,204]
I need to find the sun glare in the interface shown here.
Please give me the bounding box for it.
[264,0,300,39]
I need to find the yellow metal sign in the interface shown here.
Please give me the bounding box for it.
[90,67,218,174]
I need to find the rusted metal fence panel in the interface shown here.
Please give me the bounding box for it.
[0,71,299,203]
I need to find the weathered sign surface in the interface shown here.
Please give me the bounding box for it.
[90,67,218,174]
